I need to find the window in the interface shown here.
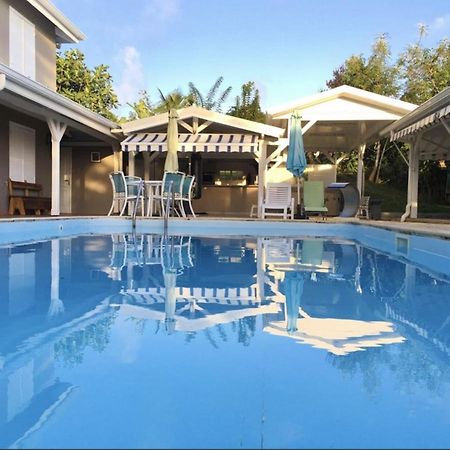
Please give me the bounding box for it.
[9,7,36,79]
[9,122,36,182]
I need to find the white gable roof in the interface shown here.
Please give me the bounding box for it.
[121,105,284,138]
[268,85,416,121]
[26,0,86,43]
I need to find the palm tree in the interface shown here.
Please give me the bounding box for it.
[188,76,232,112]
[155,88,194,113]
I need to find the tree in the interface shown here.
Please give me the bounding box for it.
[155,88,194,112]
[56,49,119,121]
[228,81,267,123]
[326,33,400,97]
[326,34,400,180]
[188,76,232,112]
[398,29,450,104]
[126,90,154,120]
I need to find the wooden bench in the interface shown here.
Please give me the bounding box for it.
[8,178,51,215]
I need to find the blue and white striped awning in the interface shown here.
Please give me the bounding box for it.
[121,133,258,153]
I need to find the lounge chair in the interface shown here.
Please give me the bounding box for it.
[262,183,295,220]
[303,181,328,218]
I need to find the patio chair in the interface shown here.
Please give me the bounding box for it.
[153,171,186,217]
[180,174,196,218]
[303,181,328,219]
[262,183,295,220]
[358,195,370,219]
[108,171,144,216]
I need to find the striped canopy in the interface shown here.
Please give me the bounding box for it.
[121,133,258,153]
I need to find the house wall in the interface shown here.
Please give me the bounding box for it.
[71,147,114,215]
[0,105,51,214]
[0,0,57,90]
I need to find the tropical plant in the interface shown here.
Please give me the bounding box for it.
[127,90,154,120]
[56,49,119,121]
[228,81,267,123]
[188,76,232,111]
[154,88,194,113]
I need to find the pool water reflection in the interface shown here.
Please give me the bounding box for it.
[1,233,450,448]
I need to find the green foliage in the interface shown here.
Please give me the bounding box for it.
[126,90,154,120]
[398,32,450,104]
[188,76,232,111]
[326,34,400,97]
[327,29,450,205]
[155,88,194,112]
[56,49,118,121]
[228,81,267,123]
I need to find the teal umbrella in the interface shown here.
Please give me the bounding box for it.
[283,271,304,333]
[287,111,307,206]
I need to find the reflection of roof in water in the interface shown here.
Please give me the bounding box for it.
[121,287,260,306]
[0,382,75,449]
[113,300,281,332]
[264,317,405,356]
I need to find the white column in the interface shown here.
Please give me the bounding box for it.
[128,151,136,176]
[256,237,266,303]
[356,143,366,198]
[47,119,67,216]
[257,138,267,219]
[143,152,150,180]
[48,239,64,318]
[409,138,420,219]
[113,144,122,172]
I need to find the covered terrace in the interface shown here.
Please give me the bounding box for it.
[382,86,450,221]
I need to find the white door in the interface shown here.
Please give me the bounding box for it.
[60,148,72,214]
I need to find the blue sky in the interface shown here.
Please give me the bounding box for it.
[53,0,450,115]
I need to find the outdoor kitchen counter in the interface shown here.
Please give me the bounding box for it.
[192,185,258,216]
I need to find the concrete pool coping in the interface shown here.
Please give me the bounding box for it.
[1,215,450,240]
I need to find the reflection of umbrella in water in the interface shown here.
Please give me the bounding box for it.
[284,271,304,333]
[163,268,177,334]
[265,307,406,356]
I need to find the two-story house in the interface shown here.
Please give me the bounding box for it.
[0,0,122,216]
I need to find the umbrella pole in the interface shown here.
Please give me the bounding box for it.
[297,177,300,206]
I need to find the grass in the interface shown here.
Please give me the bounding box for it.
[338,175,450,215]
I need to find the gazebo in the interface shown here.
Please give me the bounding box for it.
[268,85,416,198]
[120,106,284,217]
[382,86,450,221]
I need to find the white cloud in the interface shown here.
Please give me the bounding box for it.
[115,46,146,107]
[431,14,450,32]
[143,0,179,22]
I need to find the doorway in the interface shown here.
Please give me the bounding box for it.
[60,148,72,214]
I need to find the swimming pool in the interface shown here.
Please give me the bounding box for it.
[1,219,450,448]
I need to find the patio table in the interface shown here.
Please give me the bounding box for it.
[144,180,163,217]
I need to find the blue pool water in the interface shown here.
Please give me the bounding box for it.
[2,229,450,448]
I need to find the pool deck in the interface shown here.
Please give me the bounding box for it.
[1,215,450,240]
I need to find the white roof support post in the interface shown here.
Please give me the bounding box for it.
[257,138,267,219]
[128,151,136,176]
[113,143,122,172]
[410,137,420,220]
[356,143,366,198]
[47,118,67,216]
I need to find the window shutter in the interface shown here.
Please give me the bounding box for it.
[23,20,36,79]
[9,122,36,183]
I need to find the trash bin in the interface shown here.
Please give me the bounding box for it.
[369,198,382,220]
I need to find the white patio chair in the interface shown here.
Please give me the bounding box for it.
[358,195,370,219]
[107,171,144,216]
[153,171,186,217]
[180,174,196,217]
[262,183,295,220]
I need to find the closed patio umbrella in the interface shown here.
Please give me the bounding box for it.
[283,271,304,333]
[164,108,179,172]
[287,111,307,209]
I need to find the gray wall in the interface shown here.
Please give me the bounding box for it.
[71,147,115,215]
[0,0,57,90]
[0,105,51,214]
